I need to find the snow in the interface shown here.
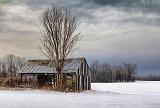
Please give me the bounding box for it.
[0,81,160,108]
[92,81,160,94]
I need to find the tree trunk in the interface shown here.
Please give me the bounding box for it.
[55,72,65,91]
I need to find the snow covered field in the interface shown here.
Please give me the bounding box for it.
[92,81,160,94]
[0,81,160,108]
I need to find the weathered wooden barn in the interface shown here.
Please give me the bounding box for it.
[18,58,91,91]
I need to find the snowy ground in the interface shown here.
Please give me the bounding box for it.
[0,81,160,108]
[92,81,160,94]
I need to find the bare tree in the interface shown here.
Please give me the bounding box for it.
[90,61,100,82]
[5,54,17,77]
[114,65,126,82]
[1,62,7,77]
[123,63,137,81]
[5,54,26,77]
[0,59,2,73]
[40,4,80,90]
[0,59,7,77]
[16,56,26,70]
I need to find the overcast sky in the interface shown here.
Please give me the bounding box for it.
[0,0,160,75]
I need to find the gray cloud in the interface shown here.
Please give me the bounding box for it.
[84,0,160,10]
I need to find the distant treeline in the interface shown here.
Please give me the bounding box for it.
[90,61,137,83]
[136,75,160,81]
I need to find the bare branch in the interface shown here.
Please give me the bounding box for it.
[40,3,80,89]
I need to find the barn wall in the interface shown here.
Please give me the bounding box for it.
[21,74,37,82]
[75,59,91,91]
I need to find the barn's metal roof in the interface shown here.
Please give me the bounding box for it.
[18,58,85,74]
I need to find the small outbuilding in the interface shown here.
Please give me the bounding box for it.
[18,58,91,91]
